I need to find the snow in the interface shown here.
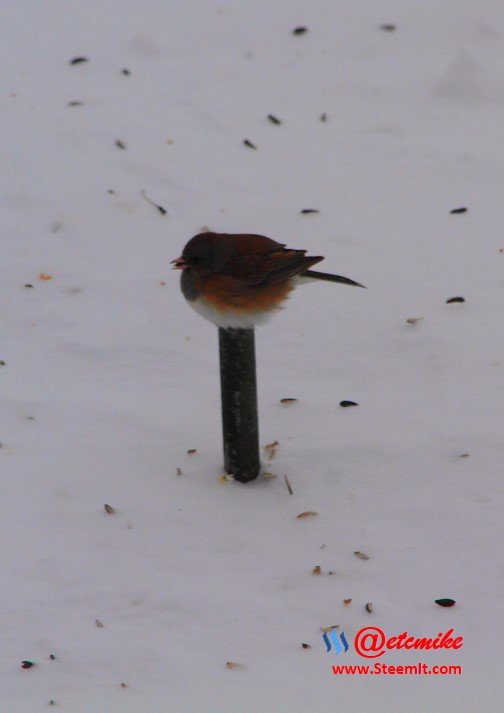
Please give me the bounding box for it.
[2,1,503,710]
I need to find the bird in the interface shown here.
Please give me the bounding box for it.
[172,232,364,329]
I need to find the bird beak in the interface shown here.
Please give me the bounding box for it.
[171,257,187,270]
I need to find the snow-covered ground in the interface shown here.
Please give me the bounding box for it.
[2,1,503,710]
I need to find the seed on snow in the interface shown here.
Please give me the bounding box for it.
[218,474,234,484]
[320,625,338,633]
[226,661,246,670]
[435,598,456,607]
[263,440,279,459]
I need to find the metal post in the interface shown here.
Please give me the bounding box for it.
[218,327,260,482]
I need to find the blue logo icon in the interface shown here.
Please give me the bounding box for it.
[323,629,349,656]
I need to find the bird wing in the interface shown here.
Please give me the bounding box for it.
[248,250,324,287]
[217,234,324,289]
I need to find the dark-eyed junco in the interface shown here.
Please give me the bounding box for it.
[172,232,364,328]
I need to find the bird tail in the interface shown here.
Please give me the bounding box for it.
[303,270,365,288]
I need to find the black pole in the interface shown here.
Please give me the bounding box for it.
[218,327,260,482]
